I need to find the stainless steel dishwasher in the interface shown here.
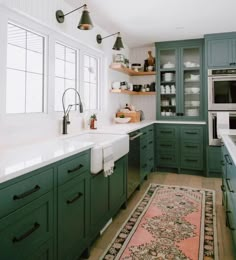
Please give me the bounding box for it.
[127,131,143,198]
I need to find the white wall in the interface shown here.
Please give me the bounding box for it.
[129,45,156,120]
[0,1,131,148]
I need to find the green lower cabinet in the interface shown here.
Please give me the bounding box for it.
[27,239,53,260]
[90,156,127,240]
[207,146,222,177]
[109,157,127,215]
[155,124,205,174]
[57,172,89,260]
[0,193,53,260]
[90,172,109,238]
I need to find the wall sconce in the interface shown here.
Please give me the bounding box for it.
[96,32,124,50]
[56,4,93,30]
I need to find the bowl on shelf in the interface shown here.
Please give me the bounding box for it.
[114,117,131,124]
[185,87,200,94]
[185,108,199,116]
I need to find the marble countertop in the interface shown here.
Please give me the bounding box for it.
[219,129,236,165]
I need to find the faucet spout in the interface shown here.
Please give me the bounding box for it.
[62,88,83,134]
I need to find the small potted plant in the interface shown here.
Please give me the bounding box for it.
[90,114,97,129]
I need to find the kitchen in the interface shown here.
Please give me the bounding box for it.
[0,0,236,259]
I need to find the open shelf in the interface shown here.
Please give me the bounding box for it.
[110,63,156,76]
[110,89,156,95]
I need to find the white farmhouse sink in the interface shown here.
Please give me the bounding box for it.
[64,133,129,174]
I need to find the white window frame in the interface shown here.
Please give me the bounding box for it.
[6,21,46,114]
[80,51,101,111]
[54,40,79,112]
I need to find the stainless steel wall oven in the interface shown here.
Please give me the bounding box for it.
[208,69,236,111]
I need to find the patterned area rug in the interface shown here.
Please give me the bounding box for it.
[101,184,218,260]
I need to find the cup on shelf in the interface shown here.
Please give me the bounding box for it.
[165,85,170,94]
[170,85,176,93]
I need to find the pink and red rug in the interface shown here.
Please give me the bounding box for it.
[101,184,218,260]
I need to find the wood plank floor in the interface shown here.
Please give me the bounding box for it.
[86,172,235,260]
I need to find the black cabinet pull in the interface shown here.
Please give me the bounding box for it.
[185,159,198,162]
[160,157,172,160]
[142,145,147,149]
[13,185,40,200]
[224,154,232,165]
[12,222,40,243]
[149,129,153,132]
[226,178,234,192]
[185,145,197,149]
[149,141,153,144]
[185,131,197,135]
[67,192,83,204]
[226,211,235,230]
[229,62,236,66]
[221,185,226,192]
[68,164,84,174]
[160,131,172,134]
[176,113,181,116]
[160,144,172,147]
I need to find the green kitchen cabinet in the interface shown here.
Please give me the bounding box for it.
[57,150,90,260]
[155,124,205,175]
[140,125,155,180]
[221,145,236,255]
[207,146,222,177]
[90,156,127,241]
[155,39,204,121]
[205,32,236,68]
[90,171,109,239]
[0,192,53,260]
[57,173,90,260]
[109,156,127,216]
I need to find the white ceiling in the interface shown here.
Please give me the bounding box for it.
[66,0,236,48]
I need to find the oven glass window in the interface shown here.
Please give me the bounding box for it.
[230,115,236,129]
[213,81,236,104]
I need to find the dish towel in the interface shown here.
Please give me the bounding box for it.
[103,144,114,177]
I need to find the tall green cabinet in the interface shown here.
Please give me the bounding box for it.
[155,39,204,121]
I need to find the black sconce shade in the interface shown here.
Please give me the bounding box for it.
[96,32,124,50]
[56,4,93,30]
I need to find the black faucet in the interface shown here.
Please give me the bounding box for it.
[62,88,83,134]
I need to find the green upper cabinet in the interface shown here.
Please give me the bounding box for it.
[205,32,236,68]
[155,39,204,121]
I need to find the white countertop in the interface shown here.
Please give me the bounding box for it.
[0,121,154,184]
[0,119,207,185]
[219,129,236,165]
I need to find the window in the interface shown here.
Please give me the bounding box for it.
[82,54,99,110]
[6,23,45,114]
[55,42,77,111]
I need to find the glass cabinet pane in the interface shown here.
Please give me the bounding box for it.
[160,49,176,69]
[160,49,177,117]
[182,48,200,117]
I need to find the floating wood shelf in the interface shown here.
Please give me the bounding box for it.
[110,63,156,76]
[110,89,156,95]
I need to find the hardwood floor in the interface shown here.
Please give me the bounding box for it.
[86,172,234,260]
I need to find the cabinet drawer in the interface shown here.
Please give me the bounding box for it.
[0,168,53,219]
[181,155,203,170]
[0,192,53,259]
[181,141,202,154]
[156,127,177,139]
[181,127,203,140]
[157,140,177,151]
[157,153,178,167]
[58,151,90,185]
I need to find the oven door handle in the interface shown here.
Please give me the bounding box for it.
[129,132,143,141]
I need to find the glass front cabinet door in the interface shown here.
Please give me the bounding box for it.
[156,39,203,120]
